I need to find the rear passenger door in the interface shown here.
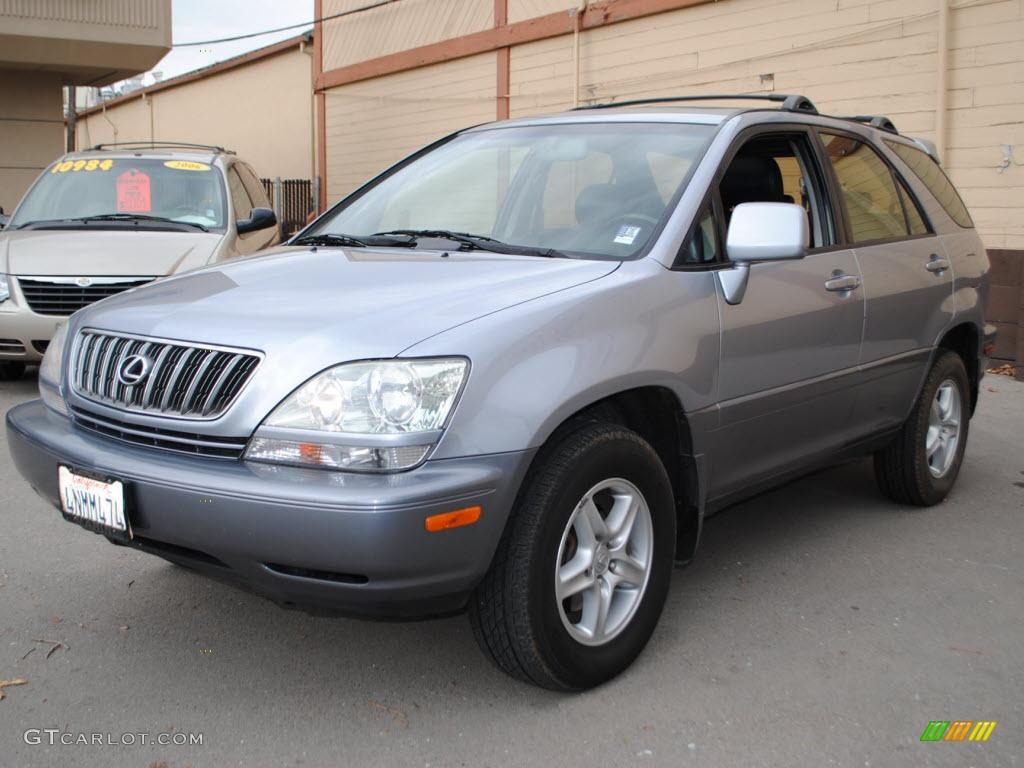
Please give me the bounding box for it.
[818,131,953,434]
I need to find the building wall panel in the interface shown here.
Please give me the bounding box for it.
[323,52,496,202]
[321,0,493,71]
[77,49,314,180]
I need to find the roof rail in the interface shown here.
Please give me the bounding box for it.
[840,115,899,135]
[573,93,819,115]
[89,141,234,154]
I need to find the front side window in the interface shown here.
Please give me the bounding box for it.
[307,122,715,259]
[227,168,253,222]
[820,132,913,244]
[717,133,833,250]
[10,157,227,230]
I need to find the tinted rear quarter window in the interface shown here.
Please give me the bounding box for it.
[884,140,973,228]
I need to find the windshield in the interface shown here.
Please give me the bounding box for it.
[10,157,227,230]
[307,122,715,259]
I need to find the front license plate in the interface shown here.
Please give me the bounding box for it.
[58,466,130,540]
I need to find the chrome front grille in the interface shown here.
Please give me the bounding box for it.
[71,330,261,419]
[18,276,153,316]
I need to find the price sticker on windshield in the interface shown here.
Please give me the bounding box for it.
[51,158,114,173]
[164,160,211,172]
[116,169,152,212]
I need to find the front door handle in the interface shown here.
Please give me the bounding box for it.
[926,255,951,273]
[825,273,861,292]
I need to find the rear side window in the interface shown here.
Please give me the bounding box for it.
[884,139,973,228]
[227,168,253,221]
[821,133,911,244]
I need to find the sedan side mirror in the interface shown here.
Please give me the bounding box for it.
[720,202,809,305]
[237,207,277,235]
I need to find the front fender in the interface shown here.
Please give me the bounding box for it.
[405,259,721,460]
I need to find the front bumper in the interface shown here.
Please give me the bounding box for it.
[6,400,533,618]
[0,304,61,362]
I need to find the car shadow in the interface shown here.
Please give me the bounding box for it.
[29,454,918,714]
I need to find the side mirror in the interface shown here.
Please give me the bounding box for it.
[720,203,809,305]
[236,207,277,235]
[726,202,809,262]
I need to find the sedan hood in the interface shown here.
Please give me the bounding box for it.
[0,229,222,276]
[72,247,619,422]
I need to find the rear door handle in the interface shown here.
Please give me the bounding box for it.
[926,255,950,273]
[825,274,861,292]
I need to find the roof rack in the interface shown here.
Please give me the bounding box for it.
[89,141,234,154]
[839,115,899,135]
[573,93,819,115]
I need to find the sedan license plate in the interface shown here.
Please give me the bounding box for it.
[58,466,130,539]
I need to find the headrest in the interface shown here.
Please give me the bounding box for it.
[720,154,786,209]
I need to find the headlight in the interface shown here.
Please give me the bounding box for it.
[245,358,468,472]
[39,322,69,416]
[0,274,9,303]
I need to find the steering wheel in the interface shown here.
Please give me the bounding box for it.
[607,213,659,228]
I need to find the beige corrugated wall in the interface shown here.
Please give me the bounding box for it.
[76,47,314,180]
[319,0,1022,249]
[324,52,497,201]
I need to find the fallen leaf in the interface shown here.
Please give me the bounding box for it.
[368,700,409,728]
[986,363,1017,377]
[20,648,36,661]
[950,645,984,655]
[50,617,62,626]
[31,638,66,659]
[0,678,28,700]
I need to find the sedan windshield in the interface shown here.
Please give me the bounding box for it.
[307,122,715,259]
[10,157,227,230]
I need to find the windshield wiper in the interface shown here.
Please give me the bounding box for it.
[291,232,416,248]
[18,214,208,232]
[73,213,209,232]
[373,229,565,258]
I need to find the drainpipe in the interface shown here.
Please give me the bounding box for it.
[65,86,76,152]
[935,0,949,163]
[572,0,588,107]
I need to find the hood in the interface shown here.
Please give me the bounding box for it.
[0,229,223,277]
[72,247,619,416]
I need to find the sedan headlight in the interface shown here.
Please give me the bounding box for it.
[245,358,468,472]
[0,274,9,303]
[39,322,69,416]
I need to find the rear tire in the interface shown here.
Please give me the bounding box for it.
[874,350,970,506]
[0,361,26,381]
[469,422,676,690]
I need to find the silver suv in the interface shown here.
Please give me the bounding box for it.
[0,142,280,380]
[6,95,995,690]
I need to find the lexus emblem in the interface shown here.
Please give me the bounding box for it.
[75,277,93,287]
[117,354,152,386]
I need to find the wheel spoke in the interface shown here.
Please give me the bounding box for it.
[611,553,646,588]
[926,428,942,459]
[606,493,640,545]
[557,554,593,600]
[575,496,609,546]
[582,578,612,642]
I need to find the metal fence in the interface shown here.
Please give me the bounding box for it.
[260,178,320,239]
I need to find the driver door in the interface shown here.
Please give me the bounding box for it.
[703,127,865,502]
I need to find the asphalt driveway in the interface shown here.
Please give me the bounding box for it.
[1,371,1022,768]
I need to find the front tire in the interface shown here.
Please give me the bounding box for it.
[874,350,970,506]
[469,422,676,690]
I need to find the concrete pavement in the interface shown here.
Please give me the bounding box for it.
[1,371,1022,767]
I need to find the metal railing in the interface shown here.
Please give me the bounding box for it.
[261,177,320,238]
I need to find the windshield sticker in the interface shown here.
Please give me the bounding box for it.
[613,225,642,245]
[51,158,114,173]
[116,169,152,212]
[164,160,211,172]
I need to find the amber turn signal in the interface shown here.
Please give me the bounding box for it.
[425,506,481,532]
